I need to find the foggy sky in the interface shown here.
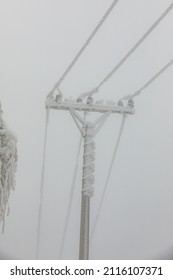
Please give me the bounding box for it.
[0,0,173,259]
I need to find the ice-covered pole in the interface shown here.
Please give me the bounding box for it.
[45,94,135,259]
[0,103,17,232]
[79,123,95,260]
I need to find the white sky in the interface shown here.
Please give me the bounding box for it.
[0,0,173,260]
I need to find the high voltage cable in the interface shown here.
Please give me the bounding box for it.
[51,0,120,93]
[91,58,173,243]
[89,3,173,238]
[129,58,173,100]
[90,58,173,244]
[90,2,173,94]
[42,1,173,259]
[59,136,83,259]
[36,108,50,259]
[59,112,87,259]
[91,114,127,240]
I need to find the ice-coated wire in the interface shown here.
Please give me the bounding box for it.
[120,58,173,101]
[93,111,111,137]
[36,108,50,259]
[133,58,173,98]
[94,3,173,93]
[69,109,84,136]
[51,0,120,92]
[91,114,127,239]
[59,112,86,259]
[59,136,83,259]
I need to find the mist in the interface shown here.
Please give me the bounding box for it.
[0,0,173,260]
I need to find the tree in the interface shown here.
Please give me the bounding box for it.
[0,104,17,232]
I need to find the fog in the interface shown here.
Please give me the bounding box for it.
[0,0,173,260]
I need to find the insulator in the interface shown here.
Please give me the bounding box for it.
[76,97,83,103]
[86,96,93,105]
[127,99,134,108]
[118,100,123,106]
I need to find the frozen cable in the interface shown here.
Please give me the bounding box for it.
[59,112,87,259]
[93,112,111,137]
[95,3,173,92]
[121,58,173,101]
[36,108,50,259]
[91,114,127,239]
[59,136,83,259]
[134,58,173,98]
[51,0,120,93]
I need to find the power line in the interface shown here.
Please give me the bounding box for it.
[59,136,83,259]
[90,57,173,252]
[51,0,120,93]
[59,112,89,259]
[121,58,173,101]
[90,58,173,245]
[134,58,173,97]
[36,108,50,259]
[92,2,173,94]
[44,2,173,259]
[91,113,127,239]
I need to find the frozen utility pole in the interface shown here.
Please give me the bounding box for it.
[69,110,110,259]
[46,93,135,259]
[79,122,95,260]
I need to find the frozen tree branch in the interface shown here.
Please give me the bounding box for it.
[0,104,17,232]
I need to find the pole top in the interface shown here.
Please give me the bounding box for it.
[46,95,135,115]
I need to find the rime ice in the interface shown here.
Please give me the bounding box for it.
[0,105,17,232]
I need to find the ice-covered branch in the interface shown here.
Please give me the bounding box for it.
[0,108,17,232]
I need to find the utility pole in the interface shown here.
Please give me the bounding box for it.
[46,93,134,259]
[79,122,95,260]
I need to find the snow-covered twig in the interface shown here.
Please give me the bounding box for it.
[0,106,17,232]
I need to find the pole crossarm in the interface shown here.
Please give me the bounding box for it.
[46,96,135,115]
